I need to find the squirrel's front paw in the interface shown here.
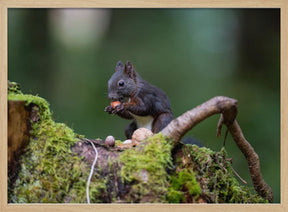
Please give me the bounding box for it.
[112,104,125,114]
[104,105,113,114]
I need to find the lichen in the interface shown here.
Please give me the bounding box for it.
[8,82,105,203]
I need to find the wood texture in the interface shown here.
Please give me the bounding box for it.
[8,101,31,182]
[0,1,8,208]
[1,0,287,211]
[0,0,284,8]
[281,1,288,209]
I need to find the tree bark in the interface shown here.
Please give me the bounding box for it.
[8,95,272,203]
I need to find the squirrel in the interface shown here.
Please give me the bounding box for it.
[104,61,174,139]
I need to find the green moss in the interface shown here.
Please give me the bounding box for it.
[188,145,268,203]
[8,83,106,203]
[178,169,201,195]
[167,169,201,203]
[8,81,268,203]
[115,139,123,146]
[119,133,173,203]
[167,189,185,203]
[8,93,52,120]
[8,81,22,94]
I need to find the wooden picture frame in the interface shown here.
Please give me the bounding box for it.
[1,0,287,211]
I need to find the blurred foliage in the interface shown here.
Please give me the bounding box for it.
[8,8,280,202]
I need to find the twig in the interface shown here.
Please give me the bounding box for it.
[161,96,273,202]
[230,165,247,184]
[222,128,229,146]
[227,120,273,202]
[86,139,98,204]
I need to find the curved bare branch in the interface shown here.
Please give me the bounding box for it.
[161,96,273,202]
[228,120,273,202]
[161,96,237,144]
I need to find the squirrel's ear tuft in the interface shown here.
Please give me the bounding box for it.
[124,61,136,80]
[115,61,124,72]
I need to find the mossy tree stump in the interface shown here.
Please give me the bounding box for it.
[8,81,271,203]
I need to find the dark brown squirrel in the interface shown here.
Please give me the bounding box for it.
[104,61,174,139]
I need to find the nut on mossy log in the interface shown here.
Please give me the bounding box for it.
[105,135,115,147]
[132,128,153,142]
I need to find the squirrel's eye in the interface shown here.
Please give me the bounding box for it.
[118,80,125,87]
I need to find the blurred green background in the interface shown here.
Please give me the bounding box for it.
[8,8,280,202]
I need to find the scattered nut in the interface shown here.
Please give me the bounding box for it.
[132,128,153,142]
[111,101,121,109]
[105,135,115,147]
[123,139,132,144]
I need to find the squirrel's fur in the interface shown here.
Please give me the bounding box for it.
[105,61,173,138]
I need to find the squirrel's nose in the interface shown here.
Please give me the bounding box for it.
[108,93,118,101]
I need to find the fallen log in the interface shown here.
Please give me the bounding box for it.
[8,81,271,203]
